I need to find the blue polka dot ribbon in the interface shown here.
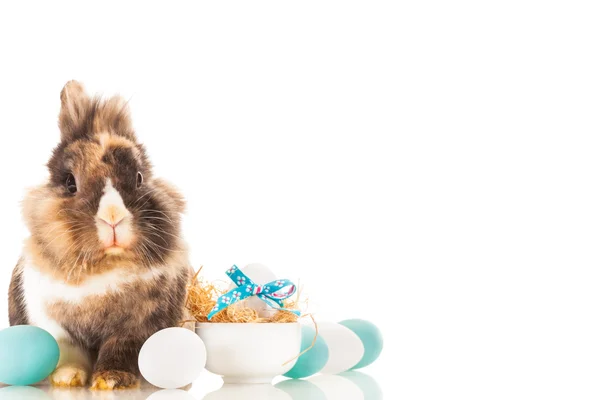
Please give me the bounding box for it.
[207,265,301,320]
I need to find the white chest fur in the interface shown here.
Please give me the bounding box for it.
[21,256,166,337]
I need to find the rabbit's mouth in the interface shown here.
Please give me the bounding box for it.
[104,245,126,256]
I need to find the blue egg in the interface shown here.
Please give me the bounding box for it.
[283,325,329,379]
[0,325,60,386]
[339,319,383,369]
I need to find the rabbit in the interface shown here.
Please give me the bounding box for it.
[7,81,191,390]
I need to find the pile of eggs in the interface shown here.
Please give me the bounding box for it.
[284,319,383,379]
[0,322,382,389]
[137,318,382,388]
[230,263,384,379]
[138,320,382,388]
[0,263,383,389]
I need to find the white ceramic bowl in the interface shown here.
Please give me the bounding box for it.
[196,323,301,384]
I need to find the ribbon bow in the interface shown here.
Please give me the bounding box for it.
[207,265,301,320]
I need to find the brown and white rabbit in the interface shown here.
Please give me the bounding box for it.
[8,81,191,389]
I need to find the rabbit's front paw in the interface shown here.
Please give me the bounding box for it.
[50,364,89,387]
[91,370,139,390]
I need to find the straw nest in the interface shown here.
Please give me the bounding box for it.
[185,268,305,323]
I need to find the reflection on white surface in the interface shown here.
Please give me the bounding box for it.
[45,386,163,400]
[275,379,327,400]
[0,383,182,400]
[202,383,291,400]
[276,372,381,400]
[146,389,195,400]
[0,386,51,399]
[0,372,381,400]
[307,375,364,400]
[338,371,383,400]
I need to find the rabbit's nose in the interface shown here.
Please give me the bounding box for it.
[99,215,125,228]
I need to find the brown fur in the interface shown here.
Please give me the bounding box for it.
[44,251,189,349]
[21,82,184,280]
[9,81,191,389]
[8,259,27,325]
[59,80,135,142]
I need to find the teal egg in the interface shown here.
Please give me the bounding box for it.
[339,319,383,369]
[283,325,329,379]
[0,325,60,386]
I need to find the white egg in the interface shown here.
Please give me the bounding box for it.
[139,327,207,389]
[228,263,277,318]
[318,322,365,375]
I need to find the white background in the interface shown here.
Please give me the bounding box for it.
[1,1,599,399]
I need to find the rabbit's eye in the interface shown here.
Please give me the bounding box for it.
[137,172,144,188]
[66,173,77,194]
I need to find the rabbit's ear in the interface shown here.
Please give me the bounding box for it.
[94,95,135,141]
[59,80,91,142]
